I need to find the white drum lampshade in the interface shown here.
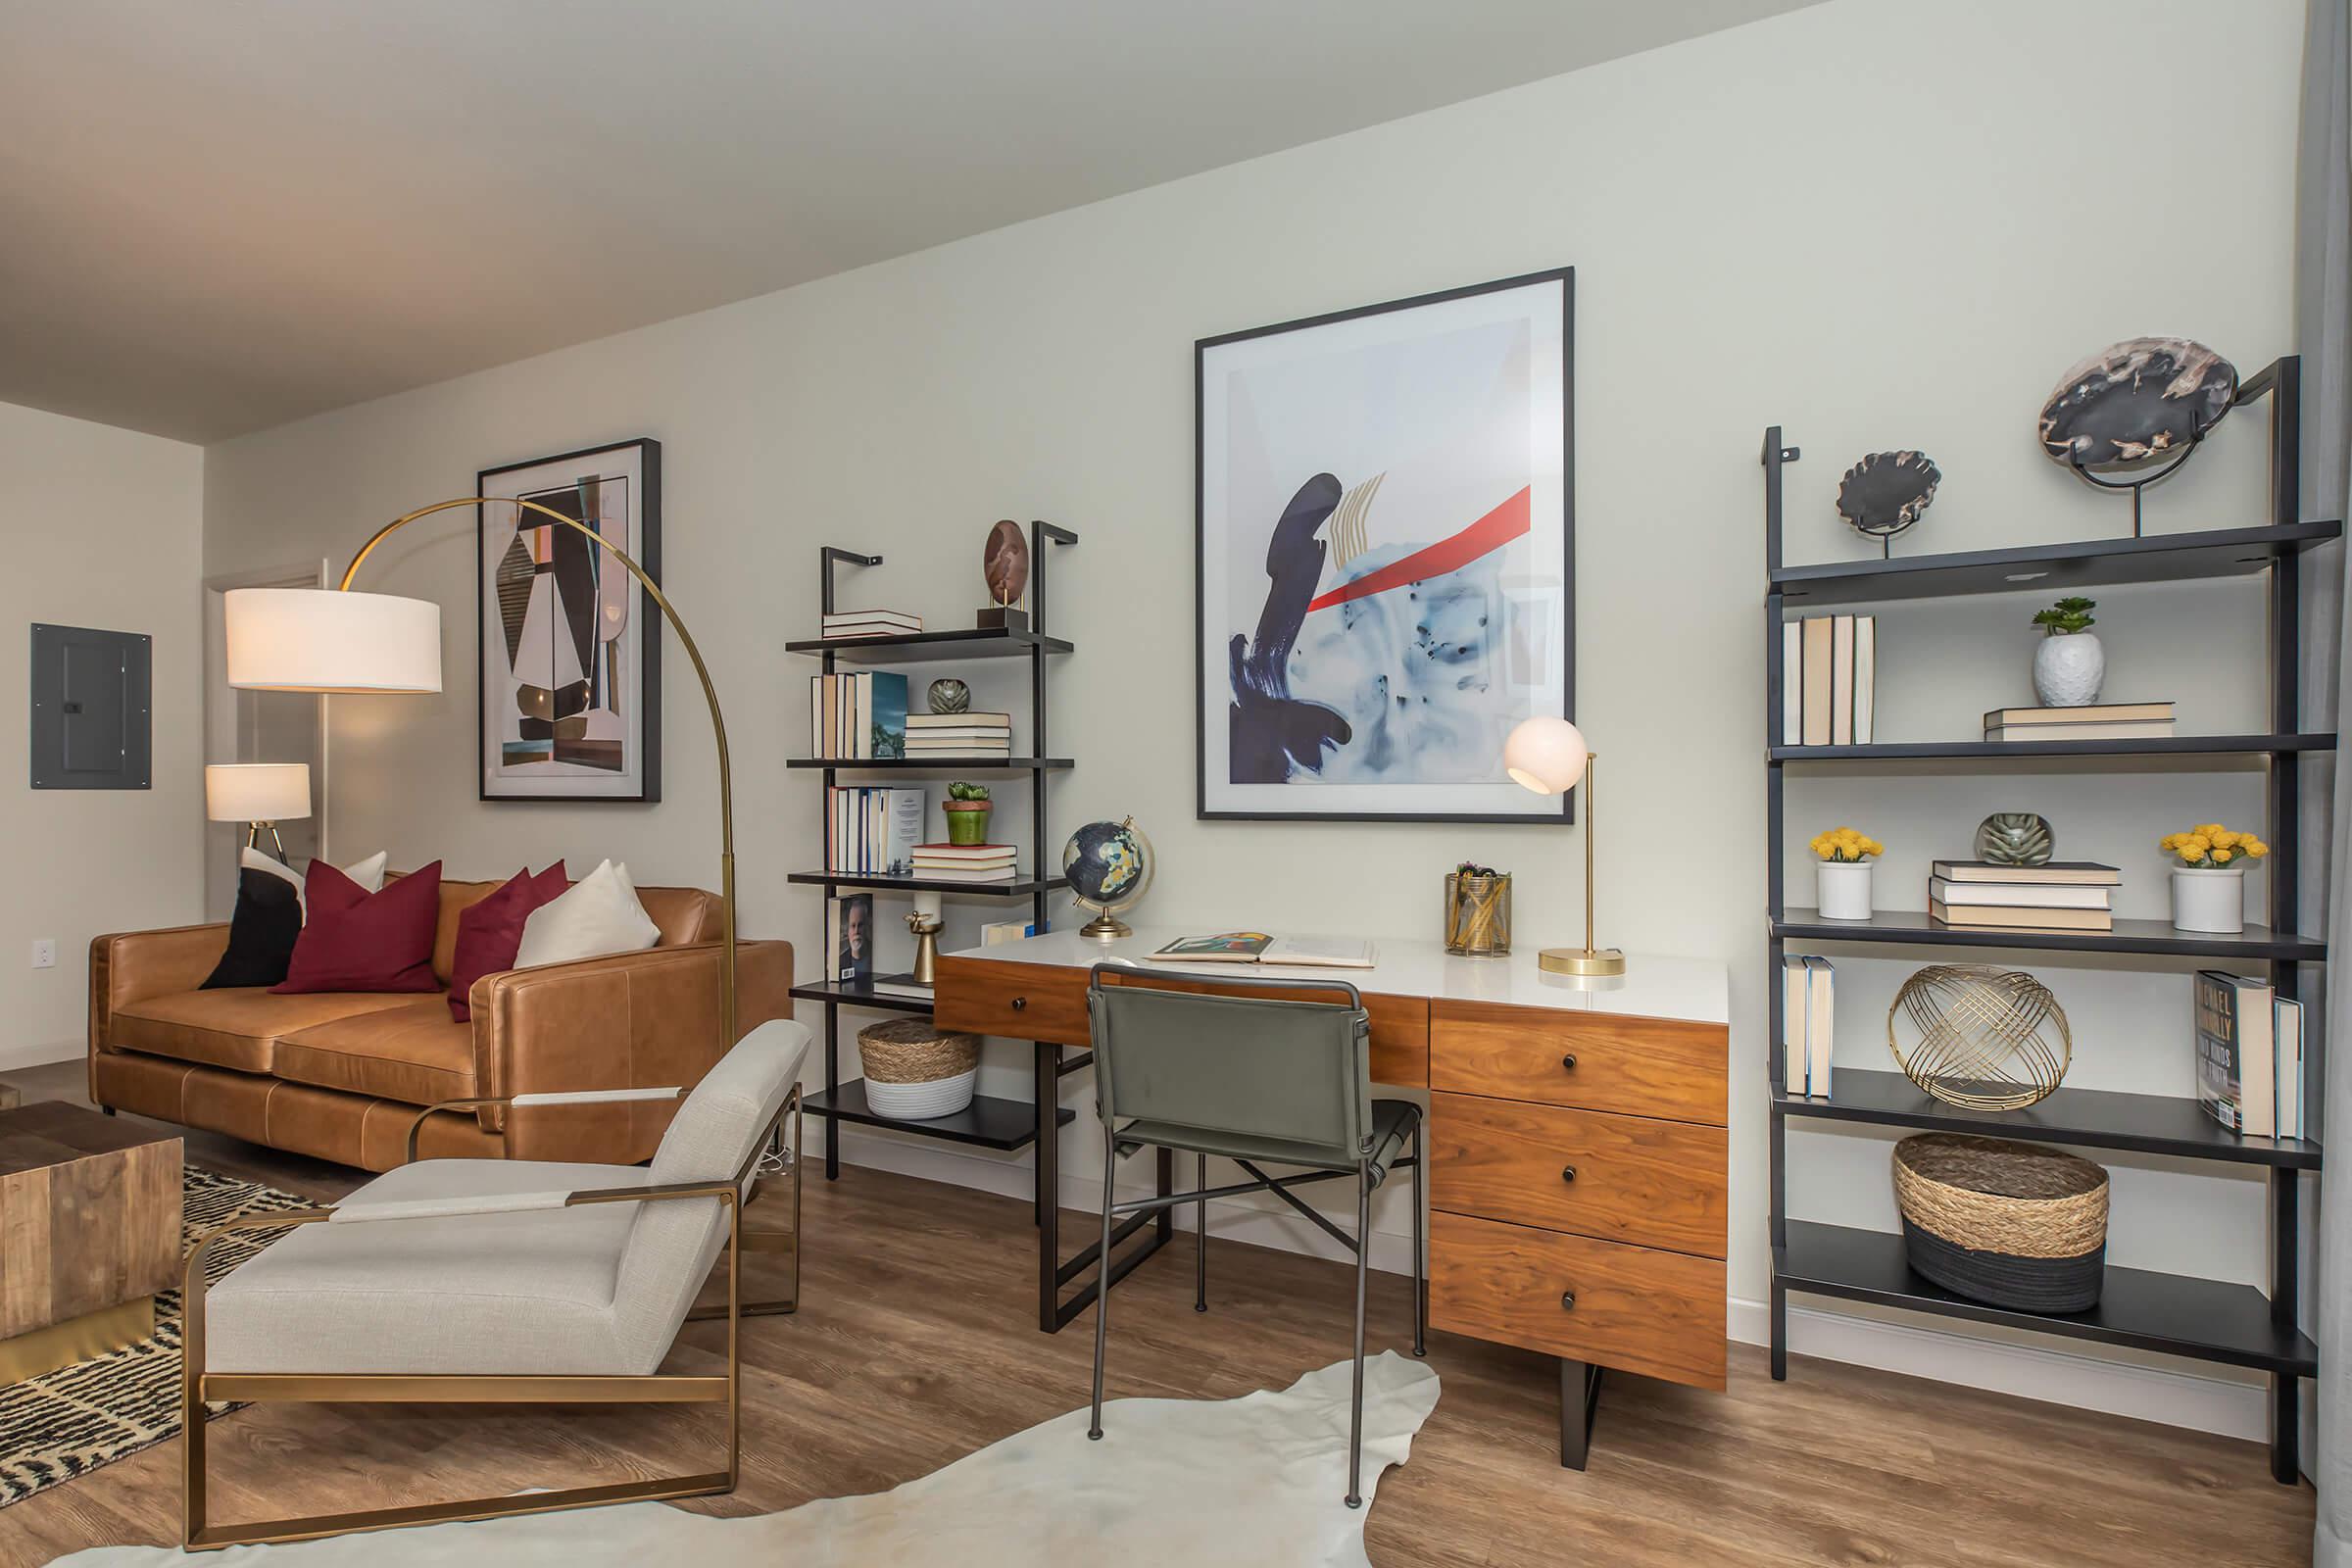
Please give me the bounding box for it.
[205,763,312,824]
[223,588,442,694]
[1502,715,1590,796]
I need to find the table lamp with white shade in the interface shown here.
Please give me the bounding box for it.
[204,762,312,861]
[1502,715,1624,976]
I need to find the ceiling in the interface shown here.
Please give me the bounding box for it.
[0,1,1816,444]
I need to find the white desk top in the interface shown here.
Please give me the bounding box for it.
[942,925,1729,1027]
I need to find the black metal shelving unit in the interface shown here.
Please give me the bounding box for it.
[789,527,1076,1180]
[1762,356,2328,1485]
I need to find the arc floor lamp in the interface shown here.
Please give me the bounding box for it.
[222,496,739,1044]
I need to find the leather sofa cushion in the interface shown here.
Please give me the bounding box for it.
[111,989,419,1074]
[274,998,477,1105]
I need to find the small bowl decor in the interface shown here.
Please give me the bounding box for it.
[927,678,971,714]
[1893,1133,2108,1312]
[2161,822,2267,934]
[857,1017,981,1120]
[1444,863,1512,956]
[1886,964,2071,1110]
[1975,812,2053,867]
[1809,826,1881,921]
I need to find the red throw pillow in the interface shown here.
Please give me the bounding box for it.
[446,861,568,1021]
[272,860,445,995]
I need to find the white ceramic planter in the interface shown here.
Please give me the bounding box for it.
[2171,865,2245,934]
[2033,631,2105,707]
[1817,858,1875,921]
[864,1066,979,1120]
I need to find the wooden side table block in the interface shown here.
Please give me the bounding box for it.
[0,1103,181,1351]
[0,1082,20,1111]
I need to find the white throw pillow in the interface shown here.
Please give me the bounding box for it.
[514,858,662,968]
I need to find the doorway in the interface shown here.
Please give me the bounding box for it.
[203,563,330,918]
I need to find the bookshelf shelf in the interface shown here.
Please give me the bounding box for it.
[806,1079,1076,1152]
[791,870,1067,897]
[785,627,1073,662]
[1760,359,2320,1485]
[789,971,937,1015]
[788,757,1074,771]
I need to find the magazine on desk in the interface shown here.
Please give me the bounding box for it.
[1143,931,1376,969]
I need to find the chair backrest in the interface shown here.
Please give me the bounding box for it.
[1086,964,1372,1166]
[609,1017,810,1370]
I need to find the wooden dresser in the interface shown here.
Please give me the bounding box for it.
[932,928,1731,1468]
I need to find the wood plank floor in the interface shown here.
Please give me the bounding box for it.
[0,1057,2315,1567]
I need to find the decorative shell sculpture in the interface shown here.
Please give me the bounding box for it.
[1887,965,2072,1110]
[1835,450,1940,542]
[927,678,971,714]
[2037,337,2237,473]
[1975,812,2054,867]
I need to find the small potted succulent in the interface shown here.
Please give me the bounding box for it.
[2031,596,2104,708]
[1810,826,1883,921]
[2160,822,2267,934]
[943,781,992,847]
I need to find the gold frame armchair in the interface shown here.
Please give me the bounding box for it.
[180,1020,809,1551]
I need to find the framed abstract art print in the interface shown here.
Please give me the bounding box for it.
[476,438,662,803]
[1196,269,1573,822]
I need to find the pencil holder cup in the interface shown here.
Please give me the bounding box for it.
[1444,871,1512,956]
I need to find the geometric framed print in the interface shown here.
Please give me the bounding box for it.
[1196,269,1573,822]
[476,438,662,803]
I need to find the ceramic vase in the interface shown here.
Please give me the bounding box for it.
[1817,858,1875,921]
[2171,866,2245,934]
[2032,631,2105,708]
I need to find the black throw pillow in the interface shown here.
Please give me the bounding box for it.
[201,865,305,989]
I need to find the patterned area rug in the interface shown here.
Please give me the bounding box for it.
[0,1165,315,1507]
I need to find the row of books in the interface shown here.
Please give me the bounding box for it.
[1781,614,1877,747]
[809,671,910,760]
[2196,971,2307,1139]
[1928,858,2119,933]
[906,710,1012,755]
[1780,955,1835,1097]
[1983,701,2176,742]
[821,608,923,640]
[825,786,924,875]
[910,842,1019,883]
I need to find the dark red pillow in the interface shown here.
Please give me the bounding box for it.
[446,861,568,1021]
[272,860,444,995]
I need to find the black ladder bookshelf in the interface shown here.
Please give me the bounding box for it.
[1762,357,2328,1484]
[788,525,1077,1178]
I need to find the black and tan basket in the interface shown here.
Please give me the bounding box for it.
[1891,1134,2109,1313]
[857,1017,981,1121]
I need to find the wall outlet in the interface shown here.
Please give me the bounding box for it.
[30,939,55,970]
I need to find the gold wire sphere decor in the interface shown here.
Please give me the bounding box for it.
[1886,964,2073,1111]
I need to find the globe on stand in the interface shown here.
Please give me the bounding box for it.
[1062,816,1153,941]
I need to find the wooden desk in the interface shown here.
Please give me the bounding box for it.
[934,926,1730,1468]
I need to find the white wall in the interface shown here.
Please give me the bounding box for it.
[3,401,205,1069]
[201,0,2309,1430]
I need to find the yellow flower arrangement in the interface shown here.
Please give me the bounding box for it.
[1810,826,1883,863]
[2160,823,2267,869]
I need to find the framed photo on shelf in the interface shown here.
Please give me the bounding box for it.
[1195,269,1573,822]
[476,438,662,803]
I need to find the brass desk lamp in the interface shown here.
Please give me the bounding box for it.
[1503,714,1624,977]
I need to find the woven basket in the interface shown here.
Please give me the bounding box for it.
[858,1018,981,1120]
[1892,1134,2109,1312]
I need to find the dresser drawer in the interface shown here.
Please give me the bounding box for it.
[1430,1000,1727,1125]
[1429,1211,1725,1389]
[1429,1092,1726,1258]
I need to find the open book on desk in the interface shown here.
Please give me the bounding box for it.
[1142,931,1376,969]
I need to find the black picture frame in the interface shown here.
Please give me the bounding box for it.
[1194,268,1575,824]
[476,437,662,804]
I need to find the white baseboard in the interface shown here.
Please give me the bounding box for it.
[821,1121,2268,1441]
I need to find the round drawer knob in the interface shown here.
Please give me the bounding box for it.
[1559,1291,1577,1312]
[1560,1053,1578,1071]
[1559,1165,1578,1185]
[1010,997,1027,1011]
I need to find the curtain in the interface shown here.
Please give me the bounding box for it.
[2305,0,2351,1558]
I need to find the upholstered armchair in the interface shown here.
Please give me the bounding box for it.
[179,1018,810,1549]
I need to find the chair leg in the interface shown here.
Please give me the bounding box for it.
[1346,1161,1370,1509]
[1409,1115,1427,1357]
[1195,1152,1209,1312]
[1088,1134,1118,1441]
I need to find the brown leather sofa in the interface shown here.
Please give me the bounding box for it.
[89,877,792,1171]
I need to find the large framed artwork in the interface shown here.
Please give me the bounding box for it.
[476,438,662,803]
[1196,269,1572,822]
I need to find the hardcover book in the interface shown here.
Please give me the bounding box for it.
[1929,860,2121,886]
[2196,970,2277,1137]
[1928,900,2113,932]
[1143,931,1376,968]
[868,672,909,760]
[825,893,874,984]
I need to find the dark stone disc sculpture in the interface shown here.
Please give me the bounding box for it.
[2038,337,2237,472]
[1836,450,1940,542]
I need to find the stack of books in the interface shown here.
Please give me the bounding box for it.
[1983,701,2175,742]
[1928,859,2119,932]
[808,671,908,760]
[1782,613,1876,746]
[905,710,1012,756]
[825,786,924,876]
[910,843,1019,883]
[2195,970,2305,1139]
[1778,955,1835,1097]
[821,609,922,640]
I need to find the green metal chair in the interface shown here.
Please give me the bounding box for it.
[1083,963,1425,1508]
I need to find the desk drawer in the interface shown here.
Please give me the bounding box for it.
[1430,1001,1726,1125]
[1429,1211,1725,1389]
[931,958,1092,1047]
[1430,1092,1726,1259]
[1097,973,1427,1087]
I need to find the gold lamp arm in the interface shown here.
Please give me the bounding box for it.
[338,495,738,1046]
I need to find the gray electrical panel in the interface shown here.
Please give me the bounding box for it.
[29,623,151,790]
